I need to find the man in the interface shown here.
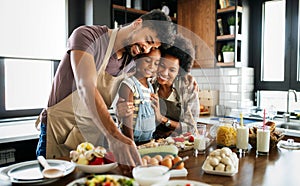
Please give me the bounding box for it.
[35,9,175,175]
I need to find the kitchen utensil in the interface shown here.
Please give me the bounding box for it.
[162,156,189,175]
[37,156,64,178]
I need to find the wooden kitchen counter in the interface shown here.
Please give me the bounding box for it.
[178,139,300,186]
[9,138,300,186]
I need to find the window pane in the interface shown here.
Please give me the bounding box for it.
[0,0,66,59]
[261,1,285,81]
[4,59,53,110]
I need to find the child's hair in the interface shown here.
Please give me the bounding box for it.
[160,34,195,76]
[134,48,161,60]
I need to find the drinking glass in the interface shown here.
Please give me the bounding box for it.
[256,126,270,155]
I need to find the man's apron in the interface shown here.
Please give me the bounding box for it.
[41,29,126,158]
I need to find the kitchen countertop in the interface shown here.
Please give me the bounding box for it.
[2,137,299,186]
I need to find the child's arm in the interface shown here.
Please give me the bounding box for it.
[118,83,135,141]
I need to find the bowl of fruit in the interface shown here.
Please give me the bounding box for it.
[70,142,118,173]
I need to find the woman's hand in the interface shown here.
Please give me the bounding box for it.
[150,93,163,123]
[116,97,135,118]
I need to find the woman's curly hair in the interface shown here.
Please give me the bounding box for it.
[161,34,195,76]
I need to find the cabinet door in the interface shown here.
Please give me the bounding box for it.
[177,0,216,68]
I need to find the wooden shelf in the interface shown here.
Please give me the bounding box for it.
[217,34,242,41]
[217,6,243,14]
[112,4,177,21]
[216,62,234,67]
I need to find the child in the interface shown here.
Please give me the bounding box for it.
[118,48,161,144]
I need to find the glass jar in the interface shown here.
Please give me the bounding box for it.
[216,118,237,147]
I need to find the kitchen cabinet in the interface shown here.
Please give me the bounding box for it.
[177,0,216,68]
[177,0,249,68]
[215,0,249,67]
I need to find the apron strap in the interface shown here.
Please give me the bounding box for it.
[98,28,118,75]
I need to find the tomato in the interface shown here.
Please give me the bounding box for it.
[188,135,195,142]
[89,157,104,165]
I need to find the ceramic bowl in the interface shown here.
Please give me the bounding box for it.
[72,162,118,174]
[132,165,170,186]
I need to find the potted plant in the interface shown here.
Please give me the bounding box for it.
[222,44,234,63]
[227,16,239,35]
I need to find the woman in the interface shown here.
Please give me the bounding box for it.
[117,34,199,139]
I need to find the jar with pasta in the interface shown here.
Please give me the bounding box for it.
[216,119,237,147]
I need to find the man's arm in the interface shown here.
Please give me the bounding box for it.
[70,50,142,175]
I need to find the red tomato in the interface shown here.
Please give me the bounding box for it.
[188,135,195,142]
[89,157,104,165]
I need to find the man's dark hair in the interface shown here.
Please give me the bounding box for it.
[140,9,175,49]
[161,34,195,76]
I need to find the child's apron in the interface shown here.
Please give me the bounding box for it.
[41,29,126,158]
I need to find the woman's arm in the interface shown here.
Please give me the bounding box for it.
[150,93,180,131]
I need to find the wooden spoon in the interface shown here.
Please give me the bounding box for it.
[37,156,64,179]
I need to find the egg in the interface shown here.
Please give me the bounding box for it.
[154,155,163,162]
[164,154,175,160]
[149,158,159,166]
[142,155,151,163]
[142,158,148,166]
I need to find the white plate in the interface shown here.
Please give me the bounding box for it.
[72,161,118,173]
[2,159,75,184]
[277,140,300,150]
[152,179,211,186]
[66,174,138,186]
[202,161,238,177]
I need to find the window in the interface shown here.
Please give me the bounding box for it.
[254,0,300,113]
[0,0,66,120]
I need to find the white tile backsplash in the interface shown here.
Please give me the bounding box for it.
[191,67,254,116]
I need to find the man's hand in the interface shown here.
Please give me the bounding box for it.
[185,74,199,92]
[107,133,142,176]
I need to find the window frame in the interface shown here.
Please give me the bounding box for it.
[252,0,300,105]
[0,57,59,119]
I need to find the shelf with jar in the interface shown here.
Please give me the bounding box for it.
[215,0,243,67]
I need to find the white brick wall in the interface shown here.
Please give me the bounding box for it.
[191,67,254,116]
